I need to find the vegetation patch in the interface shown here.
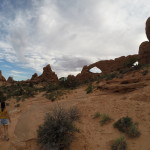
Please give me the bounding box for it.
[86,84,94,94]
[114,116,140,137]
[112,136,127,150]
[100,114,111,126]
[93,112,101,119]
[141,70,148,76]
[37,106,80,150]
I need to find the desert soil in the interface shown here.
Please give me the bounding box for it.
[0,71,150,150]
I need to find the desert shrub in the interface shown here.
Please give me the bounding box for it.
[60,75,79,89]
[86,84,93,94]
[14,104,20,107]
[105,73,118,80]
[37,107,80,150]
[46,92,58,101]
[100,114,111,126]
[142,70,148,76]
[114,116,140,137]
[68,106,80,121]
[16,97,22,102]
[112,136,127,150]
[45,91,64,102]
[127,123,140,137]
[114,116,132,132]
[46,84,60,93]
[93,112,101,119]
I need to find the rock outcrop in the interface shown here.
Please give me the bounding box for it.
[31,73,38,81]
[0,70,6,82]
[76,55,138,83]
[139,17,150,65]
[31,65,58,83]
[7,76,14,83]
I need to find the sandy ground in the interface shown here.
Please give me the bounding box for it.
[0,70,150,150]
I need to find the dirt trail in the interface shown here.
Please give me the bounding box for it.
[0,79,150,150]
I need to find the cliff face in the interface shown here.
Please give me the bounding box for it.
[139,17,150,65]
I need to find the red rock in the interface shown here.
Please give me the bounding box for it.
[146,17,150,41]
[76,55,138,83]
[31,73,38,81]
[0,70,6,82]
[38,64,58,83]
[139,41,150,64]
[7,76,14,83]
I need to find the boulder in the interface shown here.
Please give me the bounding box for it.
[139,41,150,64]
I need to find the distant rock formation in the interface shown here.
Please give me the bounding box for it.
[31,73,38,81]
[139,17,150,65]
[76,55,138,83]
[7,76,14,83]
[31,65,58,83]
[0,70,6,82]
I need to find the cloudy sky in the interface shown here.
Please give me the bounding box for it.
[0,0,150,80]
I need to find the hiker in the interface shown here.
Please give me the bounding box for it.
[0,101,11,141]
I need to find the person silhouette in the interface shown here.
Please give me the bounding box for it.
[0,101,11,141]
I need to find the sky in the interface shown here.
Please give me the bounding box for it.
[0,0,150,81]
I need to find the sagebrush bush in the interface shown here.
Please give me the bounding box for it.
[112,136,127,150]
[86,84,93,94]
[100,114,111,126]
[93,112,101,119]
[114,116,140,138]
[37,106,80,150]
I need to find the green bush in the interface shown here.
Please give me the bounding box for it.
[59,75,79,89]
[114,116,140,137]
[142,70,148,76]
[112,136,127,150]
[37,107,80,150]
[86,84,93,94]
[93,112,101,119]
[46,84,60,93]
[114,116,132,132]
[100,114,111,125]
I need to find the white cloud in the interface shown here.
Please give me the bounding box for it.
[0,0,150,78]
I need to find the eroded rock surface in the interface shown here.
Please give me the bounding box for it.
[0,70,6,82]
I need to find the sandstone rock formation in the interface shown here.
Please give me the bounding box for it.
[139,17,150,65]
[76,55,138,83]
[7,76,14,83]
[31,73,38,81]
[38,64,58,83]
[31,64,58,83]
[0,70,6,82]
